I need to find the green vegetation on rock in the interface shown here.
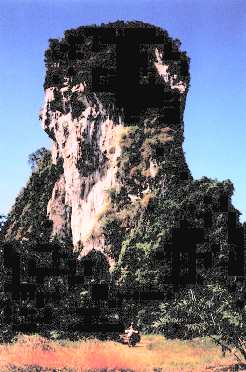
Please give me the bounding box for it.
[4,148,63,243]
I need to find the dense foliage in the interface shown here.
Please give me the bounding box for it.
[3,149,63,243]
[28,148,51,171]
[154,283,246,362]
[108,177,239,289]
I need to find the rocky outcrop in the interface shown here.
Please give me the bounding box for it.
[39,21,192,264]
[41,85,123,263]
[3,21,244,312]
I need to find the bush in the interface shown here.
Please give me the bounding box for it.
[154,284,246,363]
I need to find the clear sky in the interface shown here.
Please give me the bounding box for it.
[0,0,245,221]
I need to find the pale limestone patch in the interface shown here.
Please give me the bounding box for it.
[42,86,123,265]
[154,48,187,94]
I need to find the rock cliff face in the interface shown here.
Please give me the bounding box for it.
[40,21,191,264]
[42,85,123,263]
[3,21,244,292]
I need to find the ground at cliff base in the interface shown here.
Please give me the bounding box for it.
[0,334,243,371]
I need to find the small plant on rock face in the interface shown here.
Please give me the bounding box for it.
[49,89,64,113]
[115,125,141,149]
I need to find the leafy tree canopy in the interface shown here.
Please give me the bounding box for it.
[28,147,51,171]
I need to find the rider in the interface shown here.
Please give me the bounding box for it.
[125,322,139,338]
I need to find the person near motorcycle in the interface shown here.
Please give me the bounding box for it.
[125,322,140,346]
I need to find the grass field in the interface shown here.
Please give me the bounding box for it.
[0,334,243,371]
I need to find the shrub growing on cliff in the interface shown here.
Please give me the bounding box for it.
[49,89,64,113]
[70,91,86,119]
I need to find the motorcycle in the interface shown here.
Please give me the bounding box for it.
[127,331,141,347]
[119,330,141,347]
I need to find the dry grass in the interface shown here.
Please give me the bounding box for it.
[95,200,112,221]
[140,193,154,208]
[0,334,239,371]
[115,126,138,148]
[115,126,131,146]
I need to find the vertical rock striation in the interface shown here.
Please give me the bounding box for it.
[40,21,191,264]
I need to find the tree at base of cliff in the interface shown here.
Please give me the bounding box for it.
[3,148,64,243]
[153,283,246,364]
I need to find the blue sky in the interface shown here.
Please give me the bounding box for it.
[0,0,245,221]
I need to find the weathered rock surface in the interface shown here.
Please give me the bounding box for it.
[3,22,245,303]
[39,21,191,264]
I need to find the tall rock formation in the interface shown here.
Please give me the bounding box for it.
[40,21,191,263]
[4,22,243,287]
